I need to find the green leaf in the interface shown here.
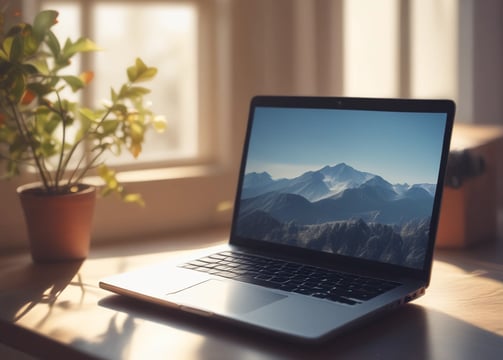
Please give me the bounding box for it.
[27,82,51,97]
[129,122,144,142]
[120,86,151,99]
[45,30,61,57]
[9,34,23,62]
[39,139,58,157]
[0,124,15,142]
[33,10,58,44]
[61,75,85,92]
[43,117,60,134]
[23,32,39,56]
[21,63,40,75]
[79,107,100,122]
[127,58,157,83]
[98,164,119,190]
[126,58,145,82]
[62,37,100,58]
[1,37,13,59]
[101,120,119,135]
[110,103,128,118]
[10,71,27,103]
[111,88,118,102]
[74,116,91,142]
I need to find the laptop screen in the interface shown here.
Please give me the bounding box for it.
[234,97,453,270]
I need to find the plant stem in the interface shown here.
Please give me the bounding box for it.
[8,100,51,191]
[71,146,106,185]
[66,149,87,186]
[54,92,67,190]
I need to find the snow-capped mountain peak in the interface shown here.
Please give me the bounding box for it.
[242,163,435,202]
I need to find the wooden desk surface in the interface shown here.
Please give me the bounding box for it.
[1,228,502,360]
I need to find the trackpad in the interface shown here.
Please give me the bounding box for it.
[167,279,287,315]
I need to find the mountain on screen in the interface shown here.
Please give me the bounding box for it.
[237,163,436,269]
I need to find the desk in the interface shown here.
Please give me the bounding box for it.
[1,228,502,360]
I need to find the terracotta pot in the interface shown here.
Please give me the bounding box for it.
[17,183,96,263]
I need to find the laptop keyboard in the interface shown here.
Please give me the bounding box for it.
[179,251,400,306]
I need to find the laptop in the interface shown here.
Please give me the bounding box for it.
[100,96,455,341]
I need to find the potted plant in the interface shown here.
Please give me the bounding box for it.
[0,10,166,262]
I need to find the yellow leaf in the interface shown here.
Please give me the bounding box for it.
[130,143,142,158]
[153,115,167,133]
[123,193,145,207]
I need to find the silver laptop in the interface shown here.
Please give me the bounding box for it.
[100,96,455,341]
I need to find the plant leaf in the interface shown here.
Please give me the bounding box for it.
[111,87,118,102]
[23,31,39,56]
[123,193,145,207]
[121,86,151,98]
[63,37,100,58]
[153,115,167,133]
[43,116,60,134]
[9,33,23,62]
[45,30,61,57]
[129,143,142,158]
[61,75,85,92]
[10,71,27,103]
[74,116,91,142]
[79,107,100,122]
[33,10,58,44]
[100,120,119,135]
[1,37,13,59]
[127,58,157,83]
[27,81,52,98]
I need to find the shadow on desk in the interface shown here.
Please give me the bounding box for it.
[96,295,503,360]
[0,260,83,326]
[434,239,503,284]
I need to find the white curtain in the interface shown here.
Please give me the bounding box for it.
[223,0,503,125]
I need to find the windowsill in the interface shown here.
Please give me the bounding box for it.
[84,163,227,186]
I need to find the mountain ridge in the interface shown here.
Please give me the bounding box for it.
[237,162,435,269]
[243,163,435,202]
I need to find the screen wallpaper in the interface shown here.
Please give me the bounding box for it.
[236,106,447,269]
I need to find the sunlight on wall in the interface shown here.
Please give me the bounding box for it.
[410,0,458,100]
[92,3,198,165]
[343,0,400,97]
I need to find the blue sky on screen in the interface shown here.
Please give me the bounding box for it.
[244,107,447,185]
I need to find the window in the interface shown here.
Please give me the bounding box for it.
[30,0,199,167]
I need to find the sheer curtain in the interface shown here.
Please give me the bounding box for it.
[226,0,503,128]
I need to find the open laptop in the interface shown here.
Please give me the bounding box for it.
[100,96,455,341]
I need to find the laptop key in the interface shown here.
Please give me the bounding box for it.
[179,251,401,306]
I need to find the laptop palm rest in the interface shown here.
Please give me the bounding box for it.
[167,279,287,315]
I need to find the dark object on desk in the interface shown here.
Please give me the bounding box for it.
[445,150,485,188]
[436,124,503,248]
